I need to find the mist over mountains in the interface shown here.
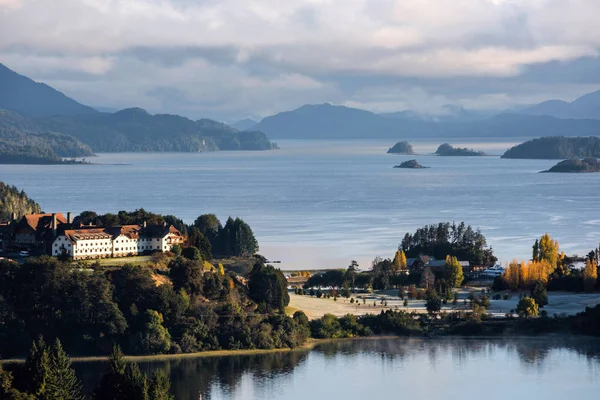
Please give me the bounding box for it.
[1,62,599,146]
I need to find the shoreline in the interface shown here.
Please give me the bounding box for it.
[1,333,594,365]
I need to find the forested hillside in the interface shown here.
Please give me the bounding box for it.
[0,181,41,220]
[502,136,600,159]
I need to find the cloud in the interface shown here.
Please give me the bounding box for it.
[0,0,599,119]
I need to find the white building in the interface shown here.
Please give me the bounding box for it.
[52,224,183,260]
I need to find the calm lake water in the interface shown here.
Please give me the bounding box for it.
[1,139,599,269]
[74,338,600,399]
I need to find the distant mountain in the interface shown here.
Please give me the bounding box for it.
[230,118,258,131]
[521,90,600,119]
[0,63,98,117]
[381,105,494,123]
[254,103,437,139]
[253,103,600,139]
[0,109,94,164]
[0,107,276,153]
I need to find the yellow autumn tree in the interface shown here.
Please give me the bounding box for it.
[583,259,598,292]
[393,250,408,275]
[218,263,225,276]
[538,233,559,272]
[504,260,521,291]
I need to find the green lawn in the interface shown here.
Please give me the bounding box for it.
[93,255,155,267]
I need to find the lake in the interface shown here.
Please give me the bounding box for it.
[1,139,599,269]
[74,338,600,399]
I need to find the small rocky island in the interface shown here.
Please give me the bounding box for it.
[394,159,428,169]
[387,141,415,154]
[435,143,487,156]
[542,158,600,173]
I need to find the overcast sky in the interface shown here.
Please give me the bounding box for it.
[1,0,599,121]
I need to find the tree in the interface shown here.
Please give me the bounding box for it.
[516,297,539,318]
[583,259,598,292]
[25,336,51,397]
[248,262,290,311]
[530,281,548,307]
[420,267,435,290]
[532,239,540,262]
[182,246,202,261]
[46,339,83,400]
[95,346,174,400]
[193,214,221,243]
[148,371,173,400]
[169,257,204,296]
[170,244,182,257]
[138,310,172,354]
[539,233,559,271]
[445,256,464,288]
[347,260,359,291]
[425,291,442,314]
[392,250,407,275]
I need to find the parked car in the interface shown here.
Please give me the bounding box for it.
[19,250,30,257]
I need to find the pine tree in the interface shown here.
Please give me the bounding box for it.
[46,339,83,400]
[25,336,51,397]
[532,239,540,262]
[122,363,148,400]
[94,346,128,399]
[148,371,174,400]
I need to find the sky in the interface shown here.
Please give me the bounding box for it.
[1,0,600,121]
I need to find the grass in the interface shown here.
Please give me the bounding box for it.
[93,256,155,267]
[285,306,301,316]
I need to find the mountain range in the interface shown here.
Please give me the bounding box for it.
[1,62,599,152]
[0,63,276,163]
[253,103,600,140]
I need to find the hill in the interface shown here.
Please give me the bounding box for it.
[231,118,258,131]
[0,181,41,220]
[253,103,438,139]
[501,136,600,159]
[0,109,94,164]
[31,108,276,152]
[542,158,600,173]
[253,103,600,140]
[521,90,600,120]
[0,63,98,117]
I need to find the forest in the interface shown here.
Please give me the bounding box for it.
[0,182,41,220]
[501,136,600,159]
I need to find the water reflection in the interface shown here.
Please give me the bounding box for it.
[75,338,600,399]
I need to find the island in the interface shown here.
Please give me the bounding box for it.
[394,159,428,169]
[542,158,600,173]
[387,141,415,154]
[435,143,487,156]
[502,136,600,159]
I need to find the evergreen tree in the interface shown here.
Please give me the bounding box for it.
[46,339,83,400]
[530,281,548,307]
[347,260,359,291]
[148,371,174,400]
[532,239,540,262]
[24,336,51,397]
[94,346,128,399]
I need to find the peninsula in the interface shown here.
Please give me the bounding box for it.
[502,136,600,159]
